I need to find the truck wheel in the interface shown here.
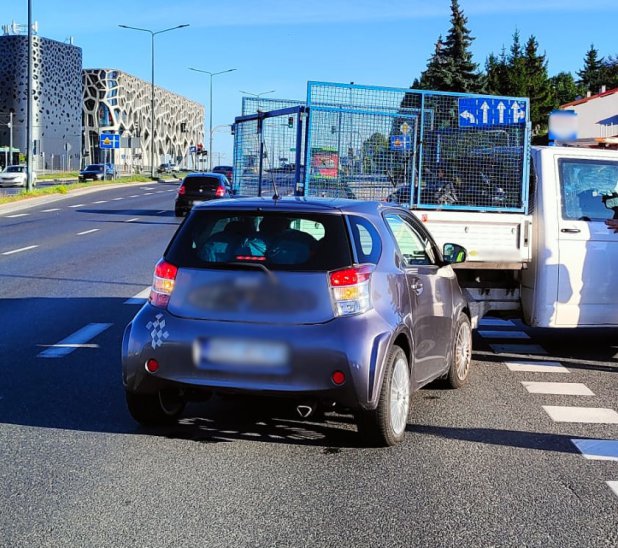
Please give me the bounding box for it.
[356,346,410,447]
[445,313,472,389]
[125,389,185,426]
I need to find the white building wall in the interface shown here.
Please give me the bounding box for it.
[566,92,618,139]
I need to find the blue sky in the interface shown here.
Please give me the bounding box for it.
[4,0,618,161]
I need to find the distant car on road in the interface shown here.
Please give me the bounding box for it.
[174,172,233,217]
[212,165,233,183]
[157,163,180,175]
[79,163,114,182]
[122,197,472,446]
[0,165,37,187]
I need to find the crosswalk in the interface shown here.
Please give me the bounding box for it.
[479,316,618,501]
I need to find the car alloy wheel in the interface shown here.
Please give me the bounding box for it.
[389,354,410,436]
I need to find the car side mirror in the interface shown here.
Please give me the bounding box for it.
[442,243,467,265]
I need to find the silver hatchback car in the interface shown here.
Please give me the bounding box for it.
[122,198,472,446]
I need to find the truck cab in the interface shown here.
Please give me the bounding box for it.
[522,146,618,327]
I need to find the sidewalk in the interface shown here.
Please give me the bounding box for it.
[0,178,177,215]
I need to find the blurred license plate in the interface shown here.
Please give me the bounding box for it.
[201,338,288,366]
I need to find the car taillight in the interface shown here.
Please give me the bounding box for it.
[215,186,225,197]
[328,265,374,317]
[149,259,178,308]
[178,185,185,196]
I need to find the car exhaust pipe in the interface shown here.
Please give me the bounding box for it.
[296,403,316,419]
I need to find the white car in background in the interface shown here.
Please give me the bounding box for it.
[0,165,37,187]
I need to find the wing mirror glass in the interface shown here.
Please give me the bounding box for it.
[443,243,467,264]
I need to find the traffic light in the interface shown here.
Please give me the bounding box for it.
[287,116,294,128]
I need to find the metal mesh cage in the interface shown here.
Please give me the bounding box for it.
[233,82,530,212]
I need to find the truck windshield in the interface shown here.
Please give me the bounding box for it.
[558,158,618,221]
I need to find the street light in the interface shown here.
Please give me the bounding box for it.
[189,67,237,170]
[119,23,189,178]
[240,89,276,114]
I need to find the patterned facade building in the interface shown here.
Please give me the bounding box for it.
[83,69,204,172]
[0,34,82,170]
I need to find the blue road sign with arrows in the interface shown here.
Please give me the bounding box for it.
[99,133,120,149]
[458,98,527,127]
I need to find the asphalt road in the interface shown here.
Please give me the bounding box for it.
[0,185,617,547]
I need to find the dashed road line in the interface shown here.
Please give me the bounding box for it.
[37,323,112,358]
[166,189,175,192]
[129,195,139,198]
[521,381,594,396]
[143,192,153,195]
[505,361,569,373]
[542,406,618,424]
[571,439,618,461]
[124,287,151,304]
[157,210,167,214]
[77,228,100,236]
[2,245,39,256]
[93,200,108,204]
[5,213,29,218]
[69,203,85,208]
[112,197,123,201]
[41,208,60,212]
[490,343,548,355]
[479,330,530,340]
[125,217,139,223]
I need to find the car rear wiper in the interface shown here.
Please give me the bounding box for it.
[228,261,278,284]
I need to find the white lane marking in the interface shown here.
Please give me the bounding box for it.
[522,381,594,396]
[155,190,165,193]
[491,343,548,355]
[69,204,85,208]
[112,197,123,201]
[571,440,618,461]
[166,189,175,192]
[143,192,153,196]
[93,200,108,204]
[37,323,112,358]
[157,210,167,214]
[129,195,139,198]
[542,406,618,424]
[479,330,530,340]
[42,208,60,212]
[5,213,29,218]
[479,318,516,327]
[505,360,569,373]
[2,245,39,256]
[125,217,139,223]
[77,229,100,236]
[608,482,618,498]
[140,187,155,190]
[124,287,151,304]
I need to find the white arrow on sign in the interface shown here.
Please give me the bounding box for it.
[480,102,489,124]
[497,102,506,124]
[460,110,476,124]
[511,101,525,122]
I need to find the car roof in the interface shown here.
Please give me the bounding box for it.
[192,196,398,215]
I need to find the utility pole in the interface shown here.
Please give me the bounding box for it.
[26,0,35,190]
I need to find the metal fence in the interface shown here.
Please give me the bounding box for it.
[234,82,531,212]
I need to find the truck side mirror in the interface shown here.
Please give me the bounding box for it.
[443,243,467,264]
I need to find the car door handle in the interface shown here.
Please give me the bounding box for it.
[410,278,424,296]
[560,228,581,233]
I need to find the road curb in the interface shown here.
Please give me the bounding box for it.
[0,179,179,215]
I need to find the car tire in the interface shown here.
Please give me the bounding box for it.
[125,389,185,426]
[356,345,410,447]
[444,312,472,389]
[174,207,185,217]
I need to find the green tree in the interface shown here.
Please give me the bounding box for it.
[416,36,453,90]
[602,54,618,89]
[550,72,581,107]
[522,35,554,131]
[442,0,483,92]
[577,44,605,93]
[485,47,510,95]
[506,30,528,96]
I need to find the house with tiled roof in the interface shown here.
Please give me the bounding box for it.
[560,86,618,140]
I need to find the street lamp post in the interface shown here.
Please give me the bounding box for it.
[189,67,237,170]
[239,89,276,112]
[119,23,189,178]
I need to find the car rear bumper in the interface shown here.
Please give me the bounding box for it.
[122,303,395,410]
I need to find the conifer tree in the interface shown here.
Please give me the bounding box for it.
[577,45,605,94]
[442,0,483,92]
[550,72,581,106]
[485,48,510,95]
[416,36,453,90]
[523,36,554,130]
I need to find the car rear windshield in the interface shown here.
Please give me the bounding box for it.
[165,210,353,271]
[183,176,222,192]
[85,165,103,171]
